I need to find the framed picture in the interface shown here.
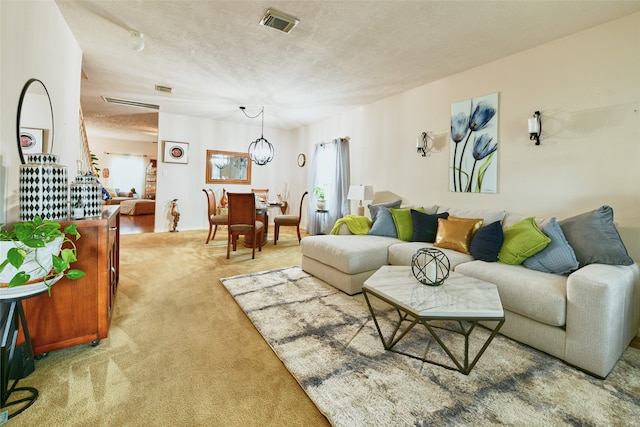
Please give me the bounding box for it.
[163,140,189,164]
[20,127,43,154]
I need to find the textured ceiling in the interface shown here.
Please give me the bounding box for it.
[55,0,640,143]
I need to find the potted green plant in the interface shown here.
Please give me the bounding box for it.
[313,186,326,210]
[0,216,85,295]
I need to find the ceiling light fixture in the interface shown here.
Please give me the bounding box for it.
[128,30,145,51]
[240,106,274,166]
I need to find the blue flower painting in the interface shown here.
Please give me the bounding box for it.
[450,93,498,193]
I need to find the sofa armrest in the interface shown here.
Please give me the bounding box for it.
[565,262,640,377]
[336,223,354,235]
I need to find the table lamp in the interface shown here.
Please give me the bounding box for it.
[347,185,374,216]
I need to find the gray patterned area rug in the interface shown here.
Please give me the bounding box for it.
[220,266,640,427]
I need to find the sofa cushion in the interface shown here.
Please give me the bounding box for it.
[390,207,424,241]
[469,220,504,262]
[410,210,449,243]
[368,206,397,237]
[368,199,402,223]
[387,242,475,268]
[300,235,400,275]
[499,217,550,265]
[433,217,483,254]
[438,207,506,227]
[559,206,633,267]
[455,261,567,327]
[523,217,579,274]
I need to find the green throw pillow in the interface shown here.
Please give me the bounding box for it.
[389,207,424,241]
[499,217,551,265]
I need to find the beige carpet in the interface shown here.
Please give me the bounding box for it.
[8,229,329,426]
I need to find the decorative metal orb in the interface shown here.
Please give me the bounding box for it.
[411,248,450,286]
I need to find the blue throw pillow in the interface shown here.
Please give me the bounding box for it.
[411,210,449,243]
[522,218,579,274]
[368,206,397,238]
[469,220,504,262]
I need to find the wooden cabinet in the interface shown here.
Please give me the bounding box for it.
[20,206,120,355]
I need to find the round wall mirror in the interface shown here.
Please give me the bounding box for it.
[16,78,54,164]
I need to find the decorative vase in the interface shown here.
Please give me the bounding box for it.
[70,174,102,219]
[220,188,228,207]
[19,153,68,220]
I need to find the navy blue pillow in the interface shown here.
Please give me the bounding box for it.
[469,220,504,262]
[411,210,449,243]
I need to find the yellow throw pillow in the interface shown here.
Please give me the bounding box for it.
[433,217,483,254]
[106,187,118,197]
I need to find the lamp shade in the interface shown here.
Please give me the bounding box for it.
[347,185,374,201]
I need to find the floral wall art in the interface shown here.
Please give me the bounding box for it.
[450,93,498,193]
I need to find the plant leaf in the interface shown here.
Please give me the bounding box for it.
[475,153,495,192]
[66,269,86,280]
[60,248,77,263]
[9,272,30,287]
[52,255,70,273]
[7,247,26,268]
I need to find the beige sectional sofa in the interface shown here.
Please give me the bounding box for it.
[300,203,639,378]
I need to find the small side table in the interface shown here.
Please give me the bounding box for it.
[1,296,41,419]
[315,210,329,234]
[1,275,62,420]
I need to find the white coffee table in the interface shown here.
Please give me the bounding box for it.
[362,265,504,375]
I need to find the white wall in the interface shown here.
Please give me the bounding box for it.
[156,113,305,232]
[294,12,640,261]
[1,0,82,224]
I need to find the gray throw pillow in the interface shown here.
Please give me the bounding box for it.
[559,206,633,268]
[368,199,401,224]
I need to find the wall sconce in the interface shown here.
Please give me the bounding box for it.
[128,30,145,51]
[347,185,375,216]
[528,111,541,145]
[416,131,434,157]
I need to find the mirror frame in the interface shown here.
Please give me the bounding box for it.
[16,78,54,164]
[205,150,252,185]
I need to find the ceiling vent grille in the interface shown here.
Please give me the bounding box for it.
[102,96,159,110]
[259,9,299,33]
[155,85,173,93]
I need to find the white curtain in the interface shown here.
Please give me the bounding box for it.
[307,138,350,234]
[108,154,146,196]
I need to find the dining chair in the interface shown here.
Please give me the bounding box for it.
[202,189,228,244]
[251,188,269,203]
[226,192,264,259]
[273,191,308,245]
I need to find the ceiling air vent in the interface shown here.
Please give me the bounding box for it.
[259,9,299,33]
[102,96,159,110]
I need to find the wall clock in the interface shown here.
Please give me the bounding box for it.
[297,153,306,167]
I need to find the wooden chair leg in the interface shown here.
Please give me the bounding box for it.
[206,223,213,243]
[274,224,279,245]
[212,224,218,240]
[296,225,301,242]
[226,233,231,259]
